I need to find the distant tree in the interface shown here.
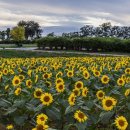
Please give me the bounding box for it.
[0,31,6,40]
[6,28,10,40]
[47,32,55,37]
[18,20,42,40]
[10,26,25,41]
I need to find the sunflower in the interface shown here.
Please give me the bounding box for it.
[14,87,21,96]
[101,75,109,84]
[19,75,25,81]
[102,96,117,111]
[32,124,49,130]
[36,113,48,124]
[6,124,14,130]
[26,79,32,88]
[3,68,8,75]
[93,70,100,77]
[45,81,52,87]
[40,93,53,106]
[35,75,38,83]
[82,87,89,97]
[67,70,74,78]
[72,88,80,96]
[68,93,76,106]
[115,116,128,130]
[56,83,65,93]
[43,73,50,79]
[125,68,130,74]
[83,70,90,80]
[55,78,64,84]
[125,89,130,97]
[12,76,21,87]
[74,110,88,123]
[117,78,125,86]
[34,88,43,98]
[96,90,105,100]
[74,81,84,90]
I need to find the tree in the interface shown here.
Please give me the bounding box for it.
[10,26,25,41]
[18,20,42,40]
[6,28,10,40]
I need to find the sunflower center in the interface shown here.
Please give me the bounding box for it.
[44,74,48,78]
[15,79,19,84]
[119,80,123,84]
[37,124,44,130]
[44,96,50,102]
[77,83,81,88]
[119,120,125,127]
[78,112,84,119]
[99,92,103,97]
[105,100,113,107]
[103,77,108,82]
[59,85,63,90]
[40,117,45,121]
[28,81,31,86]
[36,91,42,96]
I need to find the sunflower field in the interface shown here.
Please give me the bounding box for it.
[0,57,130,130]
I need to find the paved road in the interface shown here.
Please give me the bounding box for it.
[0,47,129,56]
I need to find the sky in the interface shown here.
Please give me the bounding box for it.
[0,0,130,35]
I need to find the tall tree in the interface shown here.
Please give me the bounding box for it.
[18,20,42,40]
[10,26,25,41]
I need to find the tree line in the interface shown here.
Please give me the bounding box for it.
[0,21,42,41]
[62,22,130,39]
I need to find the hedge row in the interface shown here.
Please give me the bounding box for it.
[36,37,130,52]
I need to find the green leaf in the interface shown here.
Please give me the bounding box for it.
[99,111,114,124]
[126,103,130,110]
[14,115,28,126]
[4,107,17,115]
[65,106,78,115]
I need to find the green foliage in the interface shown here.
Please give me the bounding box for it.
[10,26,25,41]
[36,37,130,52]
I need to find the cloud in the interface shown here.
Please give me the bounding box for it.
[0,0,130,34]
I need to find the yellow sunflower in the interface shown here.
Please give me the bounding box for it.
[40,93,53,106]
[36,113,48,124]
[93,70,101,77]
[83,70,90,80]
[102,96,117,111]
[117,78,125,86]
[14,87,21,96]
[74,81,84,90]
[125,89,130,97]
[96,90,105,100]
[55,78,64,84]
[68,93,76,106]
[56,83,65,93]
[34,88,43,98]
[101,75,109,84]
[26,79,32,88]
[12,76,21,87]
[6,124,14,130]
[72,88,81,97]
[115,116,128,130]
[125,68,130,74]
[67,70,74,78]
[74,110,88,123]
[32,124,49,130]
[82,87,89,97]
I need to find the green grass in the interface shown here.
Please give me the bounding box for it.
[0,44,37,48]
[0,50,90,58]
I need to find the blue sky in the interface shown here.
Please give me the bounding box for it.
[0,0,130,34]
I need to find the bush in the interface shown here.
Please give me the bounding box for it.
[36,37,130,52]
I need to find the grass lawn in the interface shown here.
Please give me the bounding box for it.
[0,50,90,58]
[0,44,37,48]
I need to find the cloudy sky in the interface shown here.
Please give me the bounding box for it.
[0,0,130,34]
